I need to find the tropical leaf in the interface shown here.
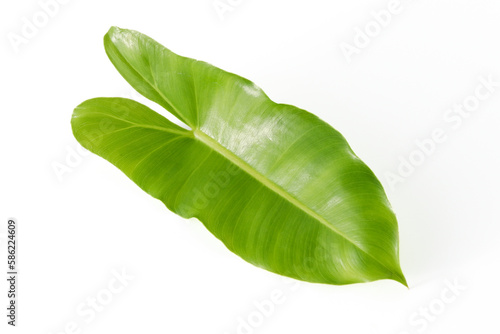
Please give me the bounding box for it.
[71,27,406,286]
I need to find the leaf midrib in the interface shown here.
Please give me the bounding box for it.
[193,129,404,282]
[194,131,363,252]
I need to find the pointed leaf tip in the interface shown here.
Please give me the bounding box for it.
[392,271,408,288]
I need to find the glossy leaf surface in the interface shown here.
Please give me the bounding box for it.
[72,27,406,286]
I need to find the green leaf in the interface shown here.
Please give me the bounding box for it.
[72,27,406,286]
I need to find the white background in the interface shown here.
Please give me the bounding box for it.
[1,0,500,333]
